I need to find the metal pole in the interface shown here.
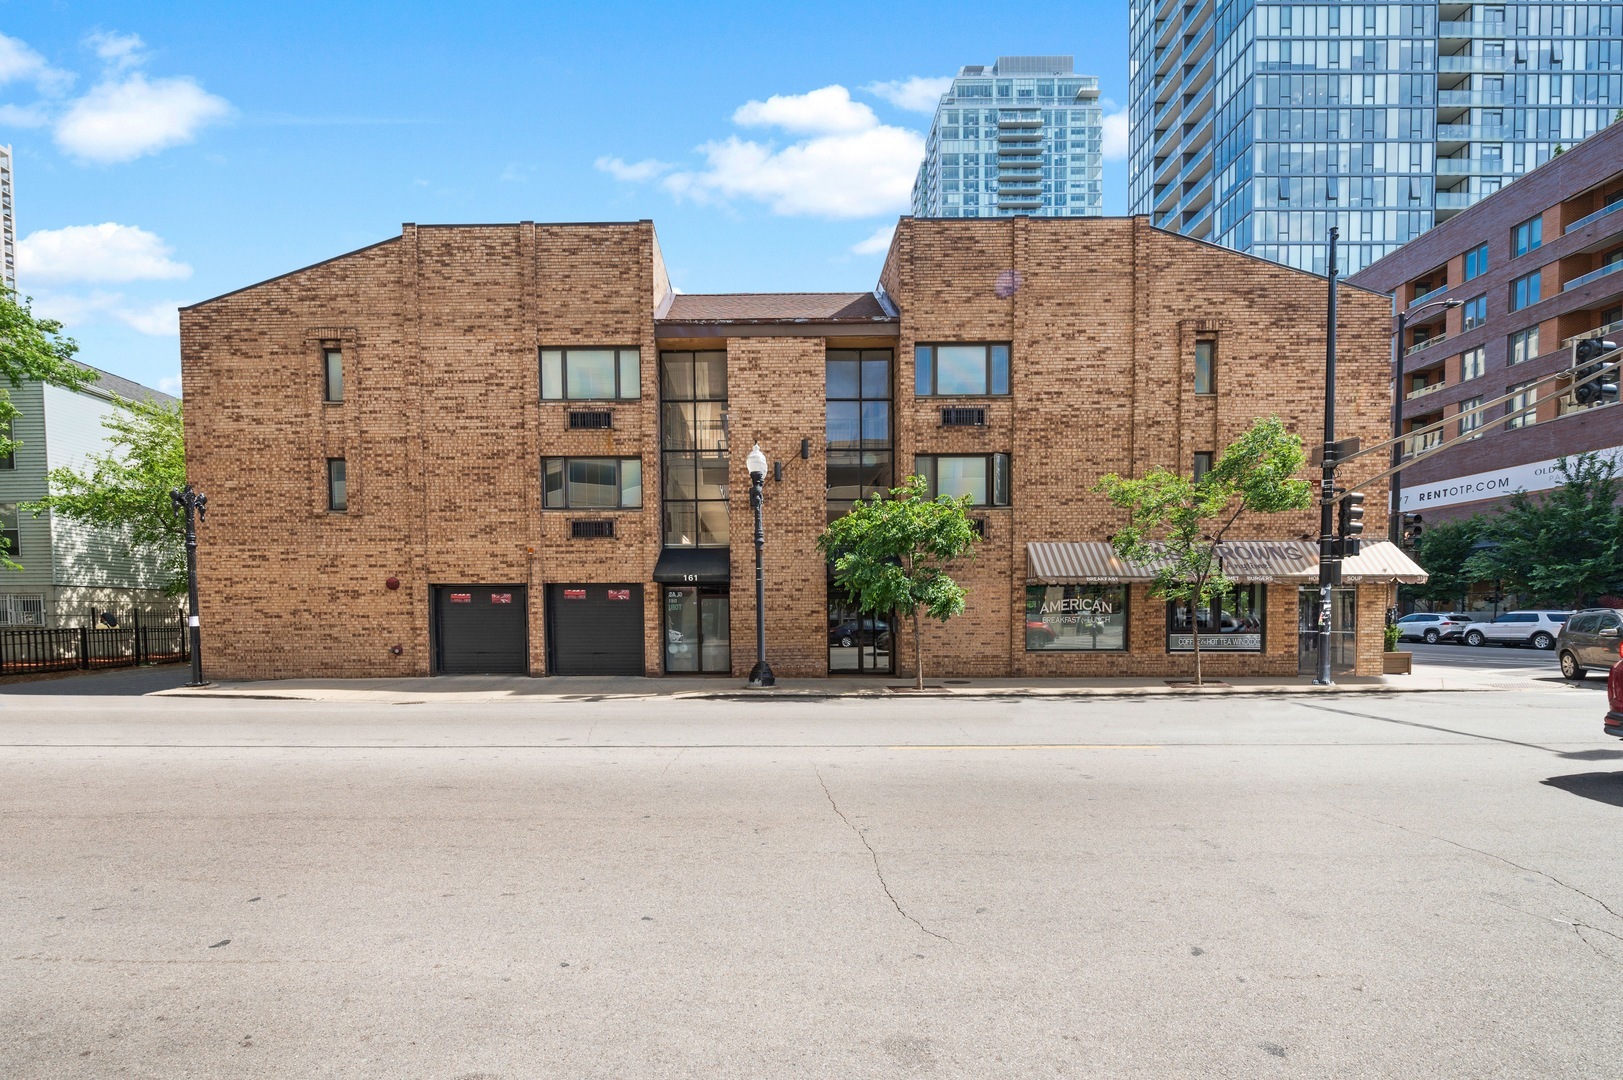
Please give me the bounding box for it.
[1316,227,1340,686]
[748,469,775,688]
[1390,307,1407,545]
[171,485,208,687]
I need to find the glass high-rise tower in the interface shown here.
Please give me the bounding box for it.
[1129,0,1623,274]
[911,56,1105,219]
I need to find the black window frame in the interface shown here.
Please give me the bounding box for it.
[913,342,1012,398]
[1194,339,1216,395]
[1193,451,1215,480]
[323,346,344,403]
[915,453,1012,508]
[540,346,642,402]
[827,348,894,520]
[326,458,347,512]
[660,350,729,549]
[542,456,644,510]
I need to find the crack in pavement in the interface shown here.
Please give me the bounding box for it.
[1295,702,1559,753]
[815,767,953,944]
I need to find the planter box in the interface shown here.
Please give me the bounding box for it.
[1383,651,1413,675]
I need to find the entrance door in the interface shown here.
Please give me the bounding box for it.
[433,585,528,675]
[546,584,645,675]
[1297,586,1356,676]
[664,587,730,673]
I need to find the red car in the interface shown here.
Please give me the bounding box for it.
[1608,646,1623,740]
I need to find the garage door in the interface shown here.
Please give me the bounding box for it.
[547,584,645,675]
[433,586,528,675]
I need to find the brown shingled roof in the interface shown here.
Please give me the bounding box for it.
[661,292,893,323]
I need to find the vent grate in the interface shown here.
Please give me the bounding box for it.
[969,517,988,537]
[941,406,987,427]
[568,410,614,430]
[570,519,615,539]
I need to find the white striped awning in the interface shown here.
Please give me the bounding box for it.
[1026,540,1427,585]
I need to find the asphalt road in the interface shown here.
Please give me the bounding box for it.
[3,679,1621,1078]
[1409,639,1567,672]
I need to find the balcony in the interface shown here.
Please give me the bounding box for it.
[1405,430,1445,456]
[1562,320,1623,349]
[1564,199,1623,236]
[1437,54,1512,73]
[1406,332,1449,357]
[1405,381,1446,401]
[1436,192,1478,211]
[1437,124,1511,142]
[1438,19,1508,36]
[1411,283,1450,306]
[1436,157,1504,176]
[1563,259,1623,293]
[1437,90,1507,108]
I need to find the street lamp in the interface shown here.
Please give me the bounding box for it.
[169,484,208,687]
[745,443,775,688]
[1390,296,1464,542]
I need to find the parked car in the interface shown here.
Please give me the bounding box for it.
[1556,608,1623,679]
[1394,612,1474,644]
[1607,650,1623,741]
[1459,611,1573,650]
[1026,620,1057,647]
[828,620,890,648]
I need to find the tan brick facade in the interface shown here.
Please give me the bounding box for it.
[182,216,1399,681]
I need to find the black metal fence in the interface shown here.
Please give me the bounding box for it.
[0,618,189,677]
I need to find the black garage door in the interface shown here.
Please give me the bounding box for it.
[547,584,645,675]
[433,585,528,675]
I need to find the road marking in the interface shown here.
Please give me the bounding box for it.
[888,744,1162,751]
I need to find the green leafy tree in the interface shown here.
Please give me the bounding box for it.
[1096,416,1314,685]
[1402,515,1484,610]
[818,474,981,691]
[0,293,96,569]
[1463,454,1623,607]
[26,395,187,594]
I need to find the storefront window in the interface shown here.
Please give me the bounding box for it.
[664,587,730,673]
[1167,585,1265,651]
[1025,585,1127,651]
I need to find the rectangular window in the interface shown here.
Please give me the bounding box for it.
[326,459,347,512]
[1464,243,1489,281]
[1194,340,1216,394]
[0,593,46,626]
[1459,396,1484,437]
[1167,584,1264,651]
[1510,271,1541,311]
[827,349,893,520]
[541,347,641,401]
[323,347,344,403]
[543,457,642,509]
[1193,451,1214,481]
[1506,380,1537,429]
[915,454,1011,507]
[661,351,728,547]
[1508,326,1540,365]
[1025,585,1129,651]
[1462,295,1488,330]
[0,418,12,470]
[1512,215,1543,257]
[0,502,19,556]
[914,343,1010,396]
[1460,346,1485,381]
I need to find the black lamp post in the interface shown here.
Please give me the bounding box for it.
[1390,296,1463,542]
[745,443,775,688]
[170,484,208,687]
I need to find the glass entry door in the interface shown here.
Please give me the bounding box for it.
[828,600,894,674]
[665,587,731,673]
[1297,586,1356,676]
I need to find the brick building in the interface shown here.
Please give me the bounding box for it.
[1350,120,1623,529]
[180,216,1415,681]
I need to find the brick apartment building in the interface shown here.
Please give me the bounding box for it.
[180,216,1416,682]
[1350,120,1623,529]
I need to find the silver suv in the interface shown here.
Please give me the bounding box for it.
[1395,612,1474,644]
[1556,608,1623,679]
[1460,610,1573,650]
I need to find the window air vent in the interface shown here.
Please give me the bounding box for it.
[568,410,614,430]
[570,519,616,539]
[941,406,987,427]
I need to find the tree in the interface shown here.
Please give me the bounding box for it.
[818,474,981,691]
[1463,454,1623,608]
[1096,416,1314,685]
[26,395,188,594]
[1402,515,1485,610]
[0,292,96,568]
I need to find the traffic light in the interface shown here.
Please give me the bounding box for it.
[1337,490,1365,557]
[1572,337,1621,406]
[1402,513,1423,545]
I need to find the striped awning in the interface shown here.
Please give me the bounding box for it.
[1026,540,1426,585]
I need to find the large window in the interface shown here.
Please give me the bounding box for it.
[1026,585,1128,651]
[542,347,641,401]
[543,457,642,509]
[915,343,1010,396]
[1506,380,1538,429]
[326,459,347,512]
[1464,242,1489,281]
[1510,271,1541,312]
[323,347,344,403]
[0,502,18,556]
[1167,585,1264,651]
[1460,346,1485,381]
[915,454,1010,507]
[827,349,893,521]
[1462,294,1488,330]
[1513,215,1543,258]
[1194,339,1216,394]
[661,351,728,547]
[1508,326,1540,365]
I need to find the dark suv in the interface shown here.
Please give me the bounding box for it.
[1556,608,1623,679]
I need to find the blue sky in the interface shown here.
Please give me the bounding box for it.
[2,1,1131,394]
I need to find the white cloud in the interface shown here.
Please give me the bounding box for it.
[0,103,50,128]
[157,373,183,395]
[19,223,192,284]
[595,155,672,182]
[863,76,952,113]
[112,300,180,336]
[851,223,896,256]
[732,85,876,135]
[28,289,182,337]
[1102,108,1129,162]
[85,31,147,72]
[0,32,73,94]
[55,73,231,163]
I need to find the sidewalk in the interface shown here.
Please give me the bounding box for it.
[151,665,1530,704]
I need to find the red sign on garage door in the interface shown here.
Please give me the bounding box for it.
[607,589,630,601]
[491,593,512,604]
[563,589,586,600]
[449,593,472,604]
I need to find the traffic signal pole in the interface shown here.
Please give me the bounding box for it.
[1389,305,1407,545]
[1316,227,1340,687]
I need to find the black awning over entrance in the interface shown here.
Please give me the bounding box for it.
[652,547,732,585]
